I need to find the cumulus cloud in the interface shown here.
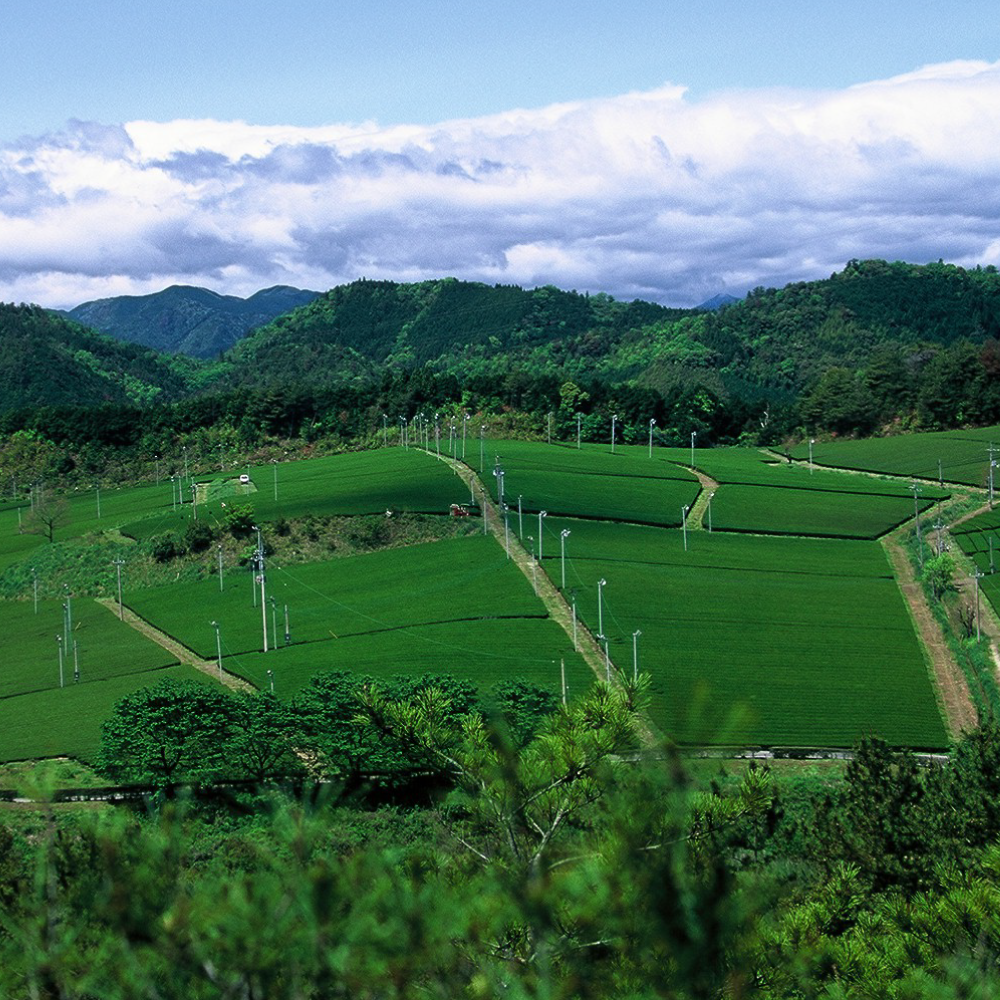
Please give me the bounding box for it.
[3,60,1000,308]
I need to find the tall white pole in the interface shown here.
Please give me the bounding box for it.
[538,510,547,560]
[57,635,64,688]
[682,505,689,551]
[632,629,641,682]
[518,495,523,538]
[576,412,581,449]
[212,621,223,679]
[690,430,697,468]
[597,578,606,636]
[114,558,125,620]
[648,418,655,458]
[611,413,617,454]
[708,492,714,533]
[560,529,571,589]
[572,594,578,651]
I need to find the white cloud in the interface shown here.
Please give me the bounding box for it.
[2,61,1000,309]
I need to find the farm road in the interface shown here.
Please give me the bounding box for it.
[685,468,719,530]
[429,452,645,711]
[881,532,978,738]
[96,598,253,692]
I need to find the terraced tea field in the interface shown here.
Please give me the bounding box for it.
[792,426,1000,486]
[0,437,959,760]
[543,517,948,748]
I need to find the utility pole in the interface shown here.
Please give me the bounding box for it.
[597,578,607,636]
[682,505,690,551]
[547,411,553,445]
[690,430,697,468]
[809,438,815,474]
[211,621,223,679]
[382,413,388,448]
[538,510,547,560]
[611,413,618,454]
[518,495,523,538]
[560,529,571,589]
[975,568,985,642]
[253,525,268,652]
[707,492,714,533]
[113,557,125,620]
[571,592,578,651]
[632,629,642,682]
[576,412,582,449]
[911,482,924,567]
[648,418,656,459]
[57,634,64,688]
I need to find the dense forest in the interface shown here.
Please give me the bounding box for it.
[4,259,1000,490]
[4,674,1000,998]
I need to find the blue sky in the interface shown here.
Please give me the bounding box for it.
[1,1,999,307]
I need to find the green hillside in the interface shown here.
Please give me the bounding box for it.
[67,284,320,358]
[0,303,200,410]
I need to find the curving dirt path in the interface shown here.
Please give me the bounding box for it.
[96,597,253,692]
[684,468,720,530]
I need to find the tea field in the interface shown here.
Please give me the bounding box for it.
[0,437,960,760]
[543,517,948,748]
[792,426,1000,486]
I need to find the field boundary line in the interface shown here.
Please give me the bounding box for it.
[95,598,253,693]
[428,451,656,741]
[683,467,718,529]
[880,526,977,738]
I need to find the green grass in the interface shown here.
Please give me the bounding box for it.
[224,618,589,699]
[690,446,949,498]
[708,484,934,539]
[544,517,947,749]
[0,597,178,699]
[792,427,1000,486]
[485,440,701,526]
[0,666,212,764]
[125,535,545,658]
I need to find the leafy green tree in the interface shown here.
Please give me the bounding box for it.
[225,691,304,782]
[97,678,235,785]
[923,552,956,599]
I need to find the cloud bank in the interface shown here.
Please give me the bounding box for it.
[2,60,1000,309]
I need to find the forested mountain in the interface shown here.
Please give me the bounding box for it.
[0,303,198,411]
[66,284,320,358]
[5,259,1000,453]
[226,277,681,385]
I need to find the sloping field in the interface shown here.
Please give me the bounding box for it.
[223,618,590,699]
[485,439,701,526]
[126,534,592,700]
[0,666,213,763]
[0,597,178,699]
[707,484,933,539]
[126,535,542,657]
[545,517,947,749]
[688,447,949,498]
[792,427,1000,486]
[120,448,463,542]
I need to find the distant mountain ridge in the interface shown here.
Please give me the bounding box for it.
[66,285,321,358]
